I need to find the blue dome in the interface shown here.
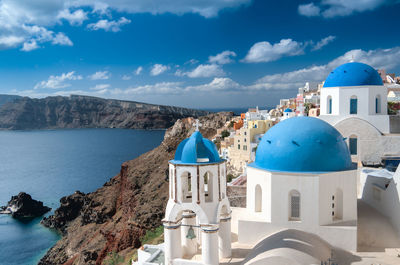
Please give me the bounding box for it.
[251,117,353,173]
[323,62,383,88]
[171,131,221,164]
[284,108,293,113]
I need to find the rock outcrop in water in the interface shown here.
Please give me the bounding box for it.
[41,191,87,234]
[0,95,209,130]
[0,192,51,219]
[38,112,234,265]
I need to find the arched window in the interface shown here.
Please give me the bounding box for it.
[289,190,300,221]
[332,189,343,220]
[181,172,192,203]
[375,95,381,114]
[350,96,357,114]
[327,96,332,114]
[203,172,213,202]
[349,135,357,155]
[255,185,262,212]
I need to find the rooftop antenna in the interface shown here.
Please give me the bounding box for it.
[193,119,202,131]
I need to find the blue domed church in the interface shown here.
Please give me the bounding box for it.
[239,116,358,252]
[319,62,400,163]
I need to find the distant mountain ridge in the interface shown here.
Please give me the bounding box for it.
[0,94,22,107]
[0,95,209,130]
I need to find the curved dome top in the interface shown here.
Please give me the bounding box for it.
[171,131,221,164]
[323,62,383,88]
[251,117,353,173]
[284,108,293,113]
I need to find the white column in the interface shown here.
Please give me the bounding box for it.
[181,211,198,257]
[163,221,182,265]
[201,225,219,265]
[218,216,232,258]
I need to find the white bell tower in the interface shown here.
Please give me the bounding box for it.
[163,120,231,265]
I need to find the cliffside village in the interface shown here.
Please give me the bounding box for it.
[218,68,400,177]
[135,62,400,265]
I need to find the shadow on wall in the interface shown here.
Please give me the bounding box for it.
[359,171,400,251]
[237,229,361,265]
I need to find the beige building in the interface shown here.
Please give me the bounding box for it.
[228,120,274,173]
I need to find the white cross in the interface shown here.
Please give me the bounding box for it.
[193,119,202,131]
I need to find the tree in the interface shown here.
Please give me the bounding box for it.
[221,130,230,139]
[304,103,315,116]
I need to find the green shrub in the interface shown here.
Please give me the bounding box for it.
[221,130,230,139]
[104,251,124,265]
[140,226,164,245]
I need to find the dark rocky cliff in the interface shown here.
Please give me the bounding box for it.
[0,95,209,130]
[38,112,234,265]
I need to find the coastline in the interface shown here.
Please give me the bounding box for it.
[37,112,233,265]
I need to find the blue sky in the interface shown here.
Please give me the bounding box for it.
[0,0,400,108]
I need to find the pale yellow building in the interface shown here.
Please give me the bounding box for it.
[228,120,274,173]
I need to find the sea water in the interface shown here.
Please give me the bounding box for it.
[0,129,165,265]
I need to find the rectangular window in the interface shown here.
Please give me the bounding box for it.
[291,196,300,219]
[349,138,357,155]
[350,98,357,114]
[328,98,332,114]
[238,144,240,150]
[243,145,247,151]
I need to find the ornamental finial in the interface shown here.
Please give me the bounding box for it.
[193,119,202,131]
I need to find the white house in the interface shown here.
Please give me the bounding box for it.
[238,117,358,252]
[319,62,400,164]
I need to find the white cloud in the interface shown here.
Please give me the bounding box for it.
[90,84,110,90]
[0,36,25,48]
[1,24,73,51]
[71,0,251,18]
[113,82,184,95]
[57,9,88,26]
[298,0,398,18]
[312,35,336,51]
[87,17,131,32]
[52,32,73,46]
[0,1,72,50]
[135,66,143,75]
[0,0,252,52]
[122,75,131,80]
[185,64,226,78]
[187,77,241,91]
[34,71,83,89]
[151,64,169,76]
[243,39,305,63]
[89,71,111,80]
[185,59,199,65]
[298,3,321,17]
[21,40,39,51]
[208,50,237,64]
[254,46,400,91]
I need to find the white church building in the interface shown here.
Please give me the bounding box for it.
[240,117,358,252]
[319,62,400,164]
[163,123,232,265]
[134,62,400,265]
[157,117,359,265]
